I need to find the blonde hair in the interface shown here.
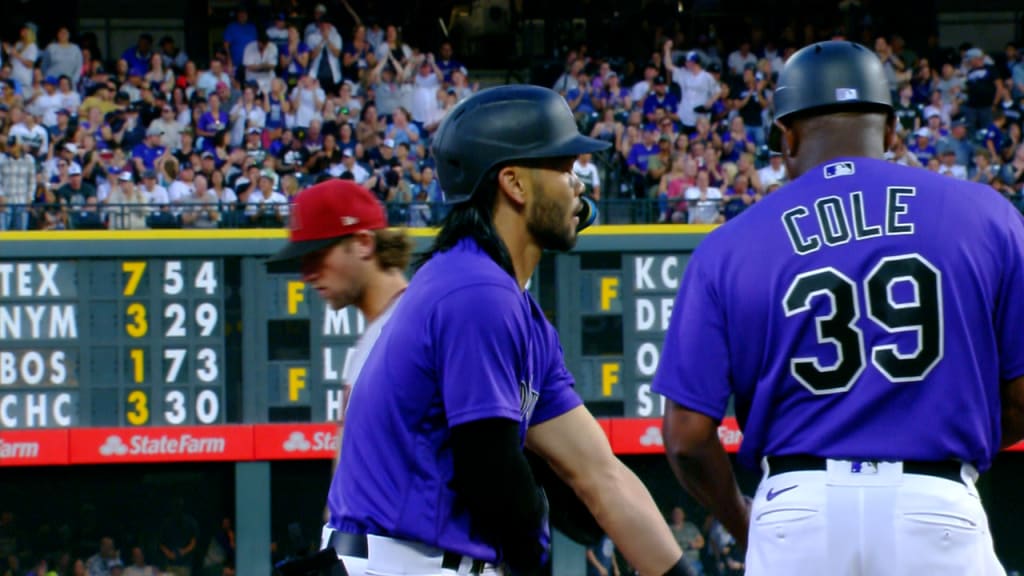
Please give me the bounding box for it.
[374,228,413,271]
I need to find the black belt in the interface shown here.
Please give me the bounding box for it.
[327,531,487,574]
[766,455,963,484]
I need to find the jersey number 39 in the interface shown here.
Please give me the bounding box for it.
[783,253,943,394]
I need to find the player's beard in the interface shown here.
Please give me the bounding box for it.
[526,186,577,252]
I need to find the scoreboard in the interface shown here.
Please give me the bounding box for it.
[557,230,707,418]
[0,228,703,437]
[0,258,226,428]
[243,267,365,423]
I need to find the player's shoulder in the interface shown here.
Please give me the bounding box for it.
[414,239,522,303]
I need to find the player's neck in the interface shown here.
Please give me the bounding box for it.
[493,209,541,291]
[358,268,408,323]
[790,139,884,179]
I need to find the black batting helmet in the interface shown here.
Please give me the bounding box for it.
[768,41,893,152]
[432,85,610,204]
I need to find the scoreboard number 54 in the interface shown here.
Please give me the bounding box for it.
[163,261,218,296]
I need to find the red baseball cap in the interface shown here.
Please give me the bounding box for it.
[266,179,387,264]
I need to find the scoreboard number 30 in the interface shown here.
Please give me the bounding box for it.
[126,388,221,425]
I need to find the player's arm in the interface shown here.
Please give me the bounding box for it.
[663,403,749,550]
[526,407,691,576]
[998,207,1024,448]
[1000,375,1024,449]
[450,418,549,572]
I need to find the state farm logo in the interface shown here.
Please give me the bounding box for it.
[98,433,226,456]
[639,426,663,447]
[283,431,311,452]
[0,438,40,459]
[99,435,129,456]
[282,430,339,453]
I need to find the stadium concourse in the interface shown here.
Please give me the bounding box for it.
[1,1,1024,576]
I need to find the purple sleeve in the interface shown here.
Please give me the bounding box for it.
[998,207,1024,382]
[433,284,526,427]
[529,317,583,427]
[651,246,732,420]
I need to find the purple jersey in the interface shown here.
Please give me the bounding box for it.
[653,156,1024,472]
[328,238,582,561]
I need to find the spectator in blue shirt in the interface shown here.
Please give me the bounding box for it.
[984,108,1009,161]
[132,126,166,173]
[642,76,679,124]
[223,7,258,79]
[120,34,153,77]
[566,73,598,119]
[908,127,937,166]
[435,41,464,83]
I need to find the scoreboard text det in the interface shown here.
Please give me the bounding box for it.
[568,253,688,417]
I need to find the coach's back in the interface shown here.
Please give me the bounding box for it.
[670,156,1024,472]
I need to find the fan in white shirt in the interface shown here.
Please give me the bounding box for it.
[572,153,601,200]
[329,150,370,183]
[757,153,787,188]
[31,78,64,127]
[936,147,968,179]
[245,174,289,225]
[167,164,196,214]
[242,33,279,94]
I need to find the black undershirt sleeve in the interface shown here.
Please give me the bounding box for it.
[449,417,547,572]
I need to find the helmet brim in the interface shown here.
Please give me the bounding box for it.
[540,134,612,157]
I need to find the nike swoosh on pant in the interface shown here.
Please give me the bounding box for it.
[766,484,799,501]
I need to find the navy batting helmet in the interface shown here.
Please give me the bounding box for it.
[431,85,611,204]
[768,41,893,152]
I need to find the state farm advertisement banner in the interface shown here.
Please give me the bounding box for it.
[69,425,253,464]
[253,423,338,460]
[607,417,742,455]
[0,429,69,466]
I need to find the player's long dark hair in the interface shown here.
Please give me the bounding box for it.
[414,175,516,279]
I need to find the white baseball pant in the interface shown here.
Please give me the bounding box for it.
[364,535,502,576]
[745,458,1006,576]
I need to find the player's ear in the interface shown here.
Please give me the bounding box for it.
[352,230,375,260]
[495,165,527,208]
[884,114,897,152]
[782,123,799,158]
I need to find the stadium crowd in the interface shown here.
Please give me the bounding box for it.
[0,5,1023,231]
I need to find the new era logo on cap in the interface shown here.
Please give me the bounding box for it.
[267,180,388,265]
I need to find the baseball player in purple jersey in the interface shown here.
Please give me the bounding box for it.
[654,41,1024,575]
[327,85,696,576]
[267,179,412,576]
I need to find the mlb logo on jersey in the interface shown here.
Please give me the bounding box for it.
[835,88,859,101]
[823,161,855,179]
